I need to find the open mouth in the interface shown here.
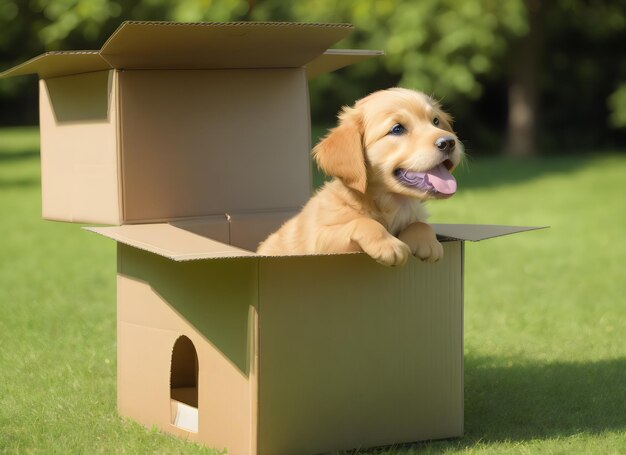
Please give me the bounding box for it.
[393,159,457,197]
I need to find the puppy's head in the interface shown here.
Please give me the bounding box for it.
[313,88,463,200]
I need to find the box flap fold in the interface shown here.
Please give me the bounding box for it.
[100,21,354,70]
[306,49,384,79]
[85,222,546,261]
[0,51,110,79]
[84,222,257,261]
[2,21,378,79]
[433,224,547,242]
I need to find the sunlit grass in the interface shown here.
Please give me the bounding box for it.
[0,127,624,454]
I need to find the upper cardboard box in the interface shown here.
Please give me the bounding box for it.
[1,22,384,226]
[0,21,383,79]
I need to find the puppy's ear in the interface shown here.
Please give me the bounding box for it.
[312,108,367,193]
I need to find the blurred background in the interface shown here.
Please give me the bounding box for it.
[1,2,625,453]
[1,0,625,155]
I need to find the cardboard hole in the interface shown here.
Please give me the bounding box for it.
[170,335,199,432]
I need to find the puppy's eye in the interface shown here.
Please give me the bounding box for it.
[389,124,406,136]
[433,117,440,126]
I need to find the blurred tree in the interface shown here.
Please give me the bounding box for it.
[538,0,626,151]
[251,0,626,154]
[250,1,529,124]
[1,0,625,152]
[608,84,626,129]
[504,0,541,157]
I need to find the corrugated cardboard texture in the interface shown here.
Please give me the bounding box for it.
[306,49,385,79]
[84,214,287,260]
[257,245,464,454]
[39,70,120,223]
[100,21,353,70]
[2,22,385,225]
[0,48,382,80]
[433,224,546,241]
[118,69,311,222]
[0,22,387,80]
[0,51,110,79]
[116,241,464,455]
[86,222,544,261]
[117,244,258,455]
[85,220,257,260]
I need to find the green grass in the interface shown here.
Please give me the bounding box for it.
[1,126,624,454]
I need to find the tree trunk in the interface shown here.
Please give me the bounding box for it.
[505,0,541,157]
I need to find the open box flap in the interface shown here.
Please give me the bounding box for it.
[84,221,256,261]
[85,221,546,262]
[2,21,375,79]
[306,49,384,79]
[433,224,547,242]
[0,51,110,79]
[84,209,297,260]
[100,21,354,70]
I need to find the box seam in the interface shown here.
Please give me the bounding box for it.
[37,68,113,81]
[302,68,313,193]
[460,240,465,436]
[254,258,261,455]
[116,69,126,224]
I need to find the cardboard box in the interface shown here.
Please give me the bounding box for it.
[2,21,381,225]
[2,21,542,455]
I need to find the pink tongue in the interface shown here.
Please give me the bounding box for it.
[426,164,457,195]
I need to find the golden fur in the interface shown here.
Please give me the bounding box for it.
[257,88,463,266]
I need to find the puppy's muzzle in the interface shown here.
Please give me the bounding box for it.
[435,136,456,155]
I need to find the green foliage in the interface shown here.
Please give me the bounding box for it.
[167,0,249,22]
[608,83,626,129]
[0,0,625,149]
[247,0,532,124]
[540,0,626,139]
[254,0,527,100]
[32,0,123,46]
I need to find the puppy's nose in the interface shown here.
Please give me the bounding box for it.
[435,136,456,154]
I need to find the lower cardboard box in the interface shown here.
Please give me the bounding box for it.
[85,219,542,454]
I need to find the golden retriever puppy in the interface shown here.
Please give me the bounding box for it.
[257,88,463,266]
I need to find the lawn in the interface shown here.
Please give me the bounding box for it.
[0,126,624,454]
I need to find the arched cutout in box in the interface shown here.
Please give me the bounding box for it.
[170,335,199,432]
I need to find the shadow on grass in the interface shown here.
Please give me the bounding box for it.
[0,149,39,162]
[372,355,626,454]
[0,145,41,188]
[464,356,626,439]
[0,177,40,188]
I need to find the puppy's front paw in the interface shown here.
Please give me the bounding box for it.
[414,237,444,263]
[398,222,444,263]
[363,237,411,267]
